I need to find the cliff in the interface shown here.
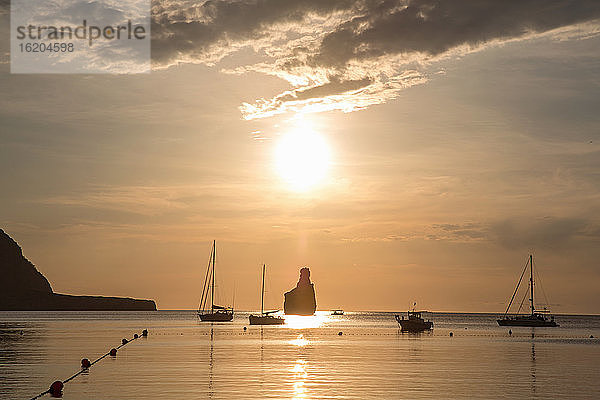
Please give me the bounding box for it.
[284,267,317,315]
[0,229,156,311]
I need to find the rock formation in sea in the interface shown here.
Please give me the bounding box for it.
[0,229,157,311]
[284,267,317,315]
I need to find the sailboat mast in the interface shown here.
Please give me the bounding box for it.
[530,254,534,315]
[261,264,265,315]
[211,240,216,312]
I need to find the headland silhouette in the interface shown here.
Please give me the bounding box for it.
[0,229,156,311]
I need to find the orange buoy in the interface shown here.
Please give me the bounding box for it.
[81,358,91,369]
[134,333,139,339]
[49,380,63,397]
[109,348,117,356]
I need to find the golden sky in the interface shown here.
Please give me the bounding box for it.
[1,1,599,313]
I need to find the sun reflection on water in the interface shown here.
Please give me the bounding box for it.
[285,313,330,329]
[291,359,308,375]
[290,359,308,399]
[290,334,309,347]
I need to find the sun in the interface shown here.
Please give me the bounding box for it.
[275,129,331,191]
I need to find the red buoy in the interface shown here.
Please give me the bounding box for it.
[122,338,128,345]
[49,380,63,397]
[81,358,91,369]
[134,334,139,339]
[109,348,117,356]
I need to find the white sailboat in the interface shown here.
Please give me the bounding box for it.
[249,264,285,325]
[497,254,558,327]
[198,240,234,322]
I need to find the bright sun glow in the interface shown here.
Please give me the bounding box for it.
[275,129,330,192]
[285,313,330,329]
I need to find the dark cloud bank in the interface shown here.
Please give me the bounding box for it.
[428,218,600,251]
[149,0,600,117]
[152,0,600,67]
[1,1,598,116]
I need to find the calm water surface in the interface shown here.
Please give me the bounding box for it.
[1,311,599,399]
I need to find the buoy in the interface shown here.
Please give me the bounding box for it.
[338,331,343,336]
[449,332,453,337]
[509,329,512,336]
[591,335,594,338]
[243,326,247,331]
[531,333,534,339]
[49,380,63,397]
[27,328,151,400]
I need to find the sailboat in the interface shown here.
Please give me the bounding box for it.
[198,240,234,322]
[497,254,558,327]
[249,264,285,325]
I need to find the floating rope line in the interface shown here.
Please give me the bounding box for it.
[29,329,148,400]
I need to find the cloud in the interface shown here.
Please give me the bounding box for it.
[2,1,598,113]
[150,0,355,66]
[430,223,488,241]
[339,218,600,247]
[304,0,600,67]
[38,185,196,216]
[149,0,600,118]
[491,217,600,250]
[238,70,426,119]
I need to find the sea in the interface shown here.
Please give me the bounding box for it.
[1,311,599,399]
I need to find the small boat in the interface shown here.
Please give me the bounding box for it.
[395,304,433,332]
[497,254,558,327]
[198,240,234,322]
[331,309,344,315]
[249,264,285,325]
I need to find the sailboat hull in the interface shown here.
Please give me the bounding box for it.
[497,316,558,327]
[249,314,285,325]
[199,312,233,322]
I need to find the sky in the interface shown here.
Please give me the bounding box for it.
[1,0,599,313]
